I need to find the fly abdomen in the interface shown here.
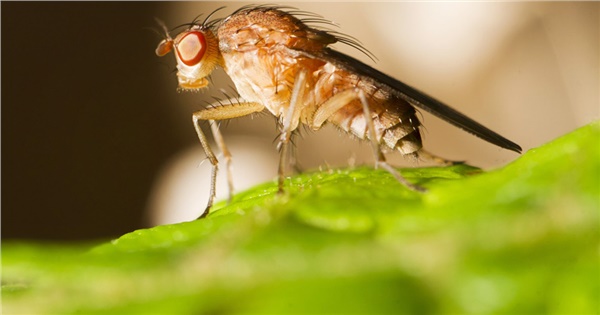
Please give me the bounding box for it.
[322,96,424,155]
[379,97,423,155]
[312,68,423,156]
[328,104,423,155]
[384,123,422,155]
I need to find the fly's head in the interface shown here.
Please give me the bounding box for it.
[156,24,222,91]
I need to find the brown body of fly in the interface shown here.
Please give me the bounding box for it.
[156,6,522,218]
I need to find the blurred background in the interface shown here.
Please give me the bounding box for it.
[3,2,598,240]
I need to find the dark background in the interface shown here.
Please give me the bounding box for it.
[2,2,182,240]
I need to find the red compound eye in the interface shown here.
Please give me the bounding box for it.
[176,31,207,66]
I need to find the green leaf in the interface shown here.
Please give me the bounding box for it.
[3,121,598,315]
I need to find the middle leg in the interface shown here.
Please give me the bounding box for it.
[277,69,308,193]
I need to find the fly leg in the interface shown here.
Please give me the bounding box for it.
[289,144,304,174]
[310,88,425,192]
[416,149,463,166]
[278,69,308,193]
[277,136,290,194]
[209,121,234,202]
[357,90,426,193]
[192,101,264,218]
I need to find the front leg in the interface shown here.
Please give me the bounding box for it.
[192,101,264,218]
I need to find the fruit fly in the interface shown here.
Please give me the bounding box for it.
[155,5,522,218]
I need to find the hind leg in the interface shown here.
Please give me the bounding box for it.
[357,90,426,193]
[416,149,464,166]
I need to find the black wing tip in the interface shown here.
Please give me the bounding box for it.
[476,131,522,154]
[504,141,523,154]
[461,126,522,154]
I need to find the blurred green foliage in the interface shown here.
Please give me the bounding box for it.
[3,122,599,314]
